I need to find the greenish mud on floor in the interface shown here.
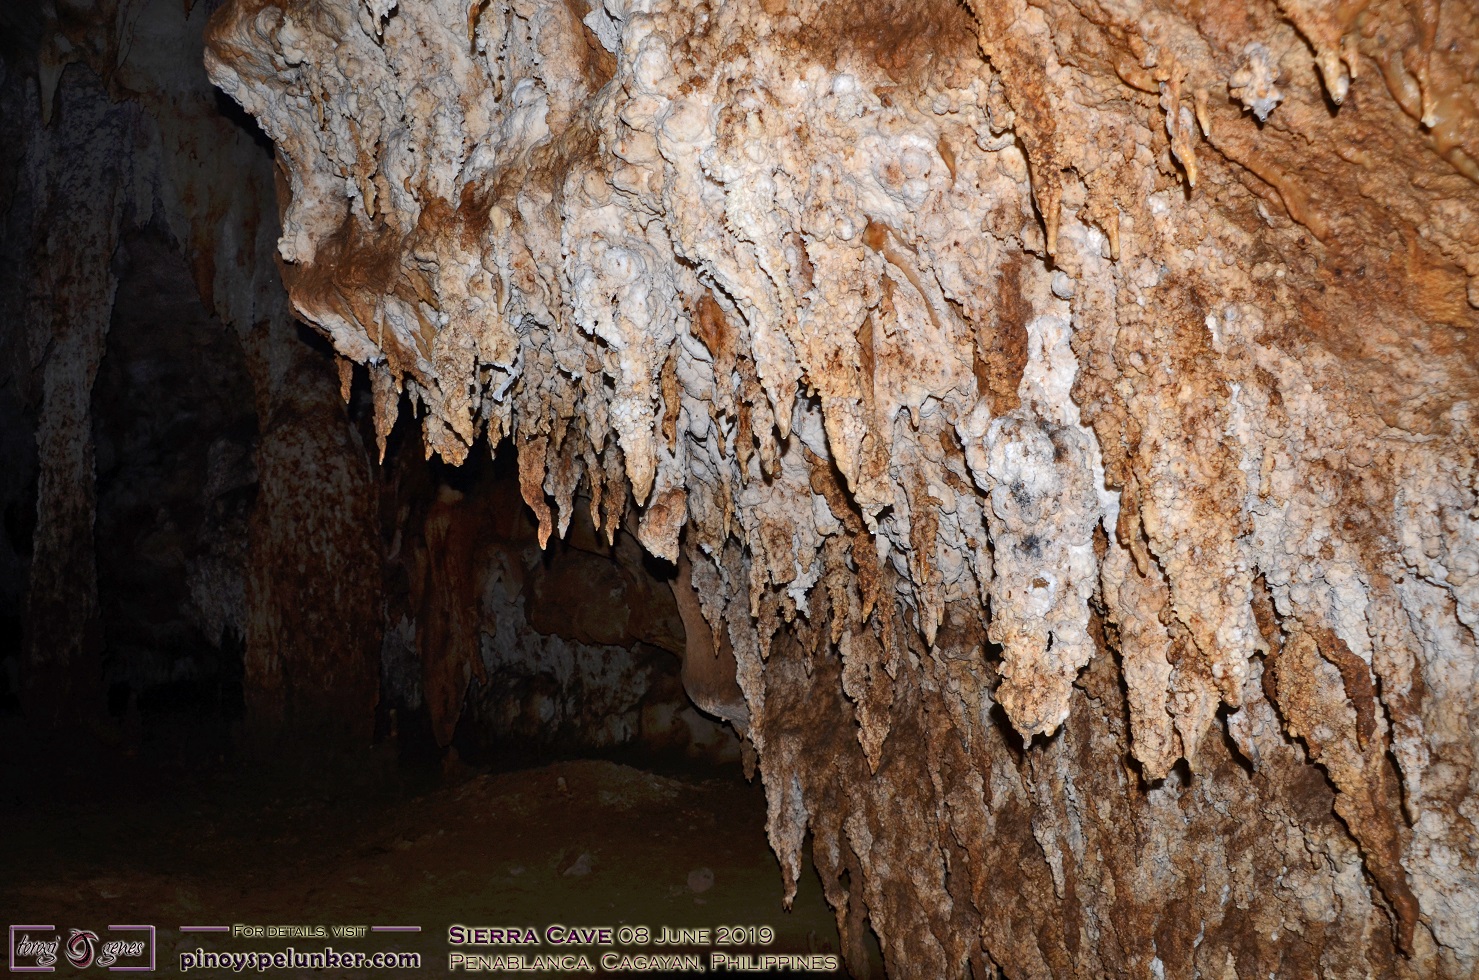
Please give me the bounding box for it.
[0,757,881,977]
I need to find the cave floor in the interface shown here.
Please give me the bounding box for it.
[1,753,868,977]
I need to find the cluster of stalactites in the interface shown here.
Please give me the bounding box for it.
[207,0,1479,963]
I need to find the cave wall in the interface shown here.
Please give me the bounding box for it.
[378,436,738,765]
[0,0,385,747]
[93,224,257,731]
[201,0,1479,974]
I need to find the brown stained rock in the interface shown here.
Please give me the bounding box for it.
[203,0,1479,973]
[408,485,488,747]
[17,68,129,726]
[238,312,384,752]
[670,554,748,730]
[976,254,1031,416]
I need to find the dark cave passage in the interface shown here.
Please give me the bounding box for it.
[0,103,863,971]
[0,138,732,765]
[1,287,867,973]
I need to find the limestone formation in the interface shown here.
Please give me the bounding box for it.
[204,0,1479,972]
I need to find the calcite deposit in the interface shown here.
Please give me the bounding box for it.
[202,0,1479,974]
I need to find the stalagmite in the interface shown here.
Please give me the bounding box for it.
[203,0,1479,973]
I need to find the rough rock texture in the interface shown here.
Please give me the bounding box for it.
[377,446,738,763]
[206,0,1479,974]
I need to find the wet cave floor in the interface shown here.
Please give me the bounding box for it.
[1,748,877,978]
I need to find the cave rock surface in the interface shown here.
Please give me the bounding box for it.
[206,0,1479,974]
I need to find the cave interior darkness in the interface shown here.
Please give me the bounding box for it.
[0,216,876,975]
